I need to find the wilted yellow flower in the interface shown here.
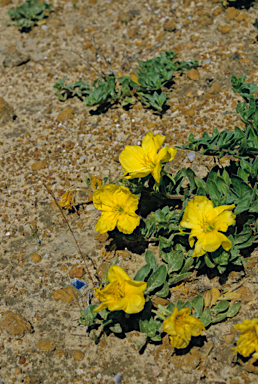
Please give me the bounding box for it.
[60,190,74,210]
[179,196,235,257]
[234,319,258,359]
[119,131,177,183]
[93,184,140,234]
[94,266,147,314]
[163,307,205,349]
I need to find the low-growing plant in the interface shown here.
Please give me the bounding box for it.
[7,0,52,30]
[60,74,258,354]
[53,50,199,113]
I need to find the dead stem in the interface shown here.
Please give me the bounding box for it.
[43,183,99,287]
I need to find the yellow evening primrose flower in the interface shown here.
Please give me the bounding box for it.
[93,184,140,234]
[94,266,147,314]
[234,319,258,359]
[163,307,205,349]
[119,130,177,183]
[179,196,236,257]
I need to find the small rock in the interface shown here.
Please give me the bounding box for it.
[3,47,30,67]
[73,350,85,361]
[69,266,84,278]
[57,107,74,123]
[163,19,176,32]
[208,82,221,94]
[31,253,42,263]
[31,160,47,170]
[18,356,26,365]
[187,68,199,80]
[217,24,231,34]
[52,285,78,303]
[0,311,32,336]
[36,340,54,352]
[226,7,239,20]
[0,97,15,125]
[15,368,21,375]
[150,365,161,377]
[113,372,123,384]
[187,152,196,162]
[184,106,195,118]
[0,0,12,5]
[152,297,170,307]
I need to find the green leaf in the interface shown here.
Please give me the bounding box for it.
[79,304,98,326]
[249,200,258,213]
[211,301,229,315]
[139,318,162,338]
[109,323,123,333]
[217,265,227,274]
[150,334,162,342]
[200,308,212,327]
[145,250,159,271]
[167,251,184,272]
[176,300,184,310]
[168,272,192,286]
[211,313,228,324]
[104,256,118,283]
[204,254,216,268]
[146,265,167,293]
[167,302,176,313]
[180,257,194,273]
[155,281,170,298]
[226,302,241,318]
[191,295,204,318]
[134,263,151,282]
[231,175,253,197]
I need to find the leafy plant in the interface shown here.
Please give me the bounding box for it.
[180,75,258,157]
[54,50,199,113]
[7,0,52,30]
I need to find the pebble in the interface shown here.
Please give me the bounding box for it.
[0,97,15,125]
[52,285,78,303]
[31,253,42,263]
[217,24,231,34]
[187,152,196,162]
[163,19,176,32]
[113,373,123,384]
[0,311,32,336]
[57,107,75,123]
[69,265,84,278]
[187,68,199,80]
[73,350,85,361]
[36,340,55,352]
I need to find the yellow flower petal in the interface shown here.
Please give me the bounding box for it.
[234,319,258,358]
[93,185,140,234]
[179,196,235,258]
[95,211,118,234]
[163,307,205,349]
[119,131,176,183]
[94,266,147,314]
[142,131,165,157]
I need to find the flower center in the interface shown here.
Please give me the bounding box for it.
[143,153,156,169]
[116,205,124,213]
[113,282,125,300]
[203,220,215,233]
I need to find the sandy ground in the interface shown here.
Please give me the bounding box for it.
[1,0,258,383]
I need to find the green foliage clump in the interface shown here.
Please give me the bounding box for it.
[7,0,52,30]
[53,50,199,113]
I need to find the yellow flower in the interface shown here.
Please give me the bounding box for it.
[163,307,205,349]
[179,196,235,257]
[93,184,140,234]
[119,131,177,183]
[234,319,258,359]
[60,190,74,210]
[94,266,147,314]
